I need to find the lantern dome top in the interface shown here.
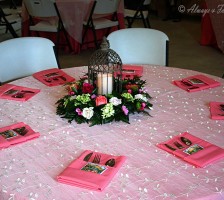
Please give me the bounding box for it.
[89,37,122,73]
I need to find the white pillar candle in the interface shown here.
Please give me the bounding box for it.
[97,73,113,95]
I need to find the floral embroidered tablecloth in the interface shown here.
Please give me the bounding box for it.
[0,66,223,200]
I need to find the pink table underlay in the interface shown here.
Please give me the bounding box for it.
[0,66,224,200]
[21,0,125,53]
[201,0,224,53]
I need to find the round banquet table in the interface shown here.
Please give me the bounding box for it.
[0,65,224,200]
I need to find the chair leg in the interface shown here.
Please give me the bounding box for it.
[81,26,89,49]
[91,27,98,48]
[140,12,147,28]
[54,2,72,52]
[3,21,18,38]
[126,17,133,28]
[145,17,151,28]
[63,29,72,52]
[53,46,61,69]
[55,30,60,56]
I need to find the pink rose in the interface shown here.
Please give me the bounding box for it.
[95,96,107,106]
[140,102,146,111]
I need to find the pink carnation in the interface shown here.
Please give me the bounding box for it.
[122,105,129,115]
[75,108,82,115]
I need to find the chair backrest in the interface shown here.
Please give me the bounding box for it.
[0,37,59,84]
[23,0,57,17]
[94,0,120,15]
[107,28,169,66]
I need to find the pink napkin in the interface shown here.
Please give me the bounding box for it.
[157,132,224,168]
[33,68,75,86]
[114,65,143,79]
[173,74,221,92]
[57,150,126,191]
[0,122,40,149]
[0,84,40,101]
[210,102,224,120]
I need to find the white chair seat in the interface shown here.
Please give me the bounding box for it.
[94,18,118,29]
[124,9,148,19]
[83,18,119,30]
[30,21,58,32]
[4,14,21,23]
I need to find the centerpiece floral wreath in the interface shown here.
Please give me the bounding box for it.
[56,76,153,126]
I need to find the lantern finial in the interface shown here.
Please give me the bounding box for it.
[100,37,110,51]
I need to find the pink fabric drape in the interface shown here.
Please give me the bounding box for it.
[201,0,224,53]
[21,0,125,53]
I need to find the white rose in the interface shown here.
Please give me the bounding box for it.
[109,97,122,106]
[134,94,147,102]
[134,94,143,99]
[82,107,94,119]
[142,97,148,102]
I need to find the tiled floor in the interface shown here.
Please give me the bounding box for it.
[0,11,224,78]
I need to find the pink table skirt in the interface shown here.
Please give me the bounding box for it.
[0,66,224,200]
[21,0,125,54]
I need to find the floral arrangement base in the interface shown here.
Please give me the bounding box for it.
[56,76,153,126]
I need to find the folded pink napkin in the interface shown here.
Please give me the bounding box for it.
[210,102,224,120]
[157,132,224,168]
[57,150,126,191]
[33,68,75,86]
[173,74,221,92]
[114,65,143,79]
[0,84,40,101]
[0,122,40,149]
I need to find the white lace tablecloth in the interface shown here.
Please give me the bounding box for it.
[0,66,224,200]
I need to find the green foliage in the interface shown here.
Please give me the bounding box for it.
[56,76,153,126]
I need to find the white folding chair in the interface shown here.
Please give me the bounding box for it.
[23,0,72,54]
[0,37,59,85]
[82,0,120,48]
[107,28,169,66]
[0,6,21,38]
[124,0,151,28]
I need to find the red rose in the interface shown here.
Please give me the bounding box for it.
[95,96,107,106]
[82,83,94,94]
